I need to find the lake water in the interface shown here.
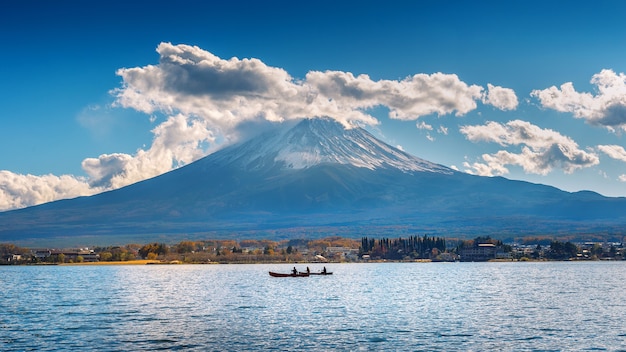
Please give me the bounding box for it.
[2,261,626,351]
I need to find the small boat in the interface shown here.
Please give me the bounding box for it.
[269,271,310,277]
[309,271,333,275]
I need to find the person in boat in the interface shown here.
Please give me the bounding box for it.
[322,266,327,274]
[306,266,310,274]
[292,267,298,275]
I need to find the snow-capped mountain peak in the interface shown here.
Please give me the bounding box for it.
[211,117,454,174]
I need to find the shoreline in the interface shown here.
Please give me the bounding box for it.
[5,257,615,266]
[59,260,161,266]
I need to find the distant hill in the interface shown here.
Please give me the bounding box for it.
[2,117,626,246]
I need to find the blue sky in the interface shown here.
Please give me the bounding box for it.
[2,0,626,210]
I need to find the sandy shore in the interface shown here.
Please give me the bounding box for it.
[60,260,161,265]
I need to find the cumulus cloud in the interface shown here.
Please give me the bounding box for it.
[531,69,626,130]
[460,120,599,176]
[0,171,100,211]
[82,113,215,189]
[597,144,626,162]
[482,84,518,110]
[305,70,495,120]
[114,42,516,129]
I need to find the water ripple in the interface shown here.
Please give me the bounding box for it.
[2,262,626,351]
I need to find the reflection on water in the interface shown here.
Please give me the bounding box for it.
[2,262,626,351]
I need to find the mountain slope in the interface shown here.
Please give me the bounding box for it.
[2,117,626,244]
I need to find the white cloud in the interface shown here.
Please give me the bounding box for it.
[82,153,133,188]
[305,70,499,120]
[531,69,626,130]
[619,174,626,182]
[82,114,215,189]
[114,42,377,130]
[460,120,599,176]
[417,121,448,141]
[597,144,626,162]
[463,157,509,176]
[0,171,100,211]
[416,121,433,130]
[482,84,519,110]
[115,42,516,129]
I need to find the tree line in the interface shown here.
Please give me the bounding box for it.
[360,235,448,260]
[1,235,624,264]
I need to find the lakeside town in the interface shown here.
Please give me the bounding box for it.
[2,235,626,265]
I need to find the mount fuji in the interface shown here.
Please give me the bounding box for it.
[2,117,626,244]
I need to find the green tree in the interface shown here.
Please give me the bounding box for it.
[547,241,578,260]
[590,243,603,258]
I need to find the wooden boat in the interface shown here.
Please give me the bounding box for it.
[269,271,310,277]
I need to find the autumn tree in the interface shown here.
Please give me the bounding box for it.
[176,241,200,253]
[139,243,169,259]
